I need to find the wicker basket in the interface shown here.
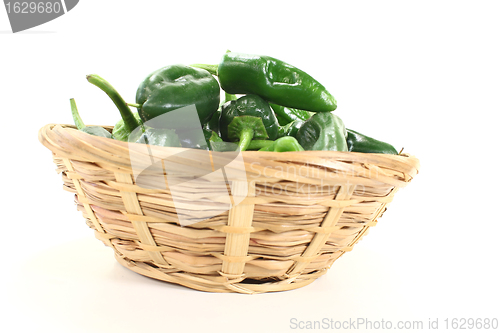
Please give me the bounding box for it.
[39,124,419,294]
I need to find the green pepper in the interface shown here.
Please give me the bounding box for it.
[259,136,304,152]
[136,64,220,129]
[346,129,398,154]
[86,74,141,142]
[112,112,143,142]
[136,128,181,147]
[204,129,226,151]
[206,129,223,143]
[204,109,221,136]
[192,52,337,112]
[70,98,113,139]
[205,91,238,136]
[176,128,210,150]
[270,103,313,126]
[283,119,304,138]
[296,112,348,151]
[219,94,280,151]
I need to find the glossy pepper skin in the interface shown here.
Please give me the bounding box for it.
[70,98,113,139]
[136,128,182,147]
[270,103,313,126]
[296,112,348,151]
[259,136,304,152]
[176,128,211,150]
[219,94,280,151]
[283,119,305,138]
[136,65,220,129]
[346,129,398,154]
[204,109,221,136]
[195,52,337,112]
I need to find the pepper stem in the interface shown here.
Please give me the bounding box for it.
[224,92,237,103]
[70,98,85,130]
[86,74,140,133]
[190,64,218,76]
[127,102,141,108]
[246,140,274,150]
[238,128,254,151]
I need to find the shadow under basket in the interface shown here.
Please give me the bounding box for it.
[39,124,420,294]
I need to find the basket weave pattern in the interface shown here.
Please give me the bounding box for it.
[39,124,419,294]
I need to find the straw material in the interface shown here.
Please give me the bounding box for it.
[39,124,419,294]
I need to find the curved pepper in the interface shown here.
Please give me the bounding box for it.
[346,129,398,154]
[296,112,348,151]
[136,65,220,129]
[259,136,304,152]
[193,52,337,112]
[86,74,141,142]
[70,98,113,139]
[283,119,305,138]
[219,94,280,151]
[270,103,313,126]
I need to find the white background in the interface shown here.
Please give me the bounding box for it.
[2,1,499,332]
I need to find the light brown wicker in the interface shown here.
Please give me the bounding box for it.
[39,124,419,294]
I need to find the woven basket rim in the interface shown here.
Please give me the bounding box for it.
[38,123,420,182]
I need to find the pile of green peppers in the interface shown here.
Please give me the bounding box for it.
[71,51,398,154]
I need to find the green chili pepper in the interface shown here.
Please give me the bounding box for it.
[219,94,280,151]
[270,103,313,126]
[70,98,113,139]
[205,91,238,136]
[283,119,304,138]
[112,112,143,142]
[176,128,210,150]
[192,52,337,112]
[204,129,227,151]
[346,129,398,154]
[135,128,181,147]
[296,112,348,151]
[135,64,220,129]
[86,74,141,142]
[273,105,312,138]
[204,109,221,135]
[259,136,304,152]
[206,129,223,143]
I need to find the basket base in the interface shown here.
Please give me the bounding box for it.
[114,254,327,294]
